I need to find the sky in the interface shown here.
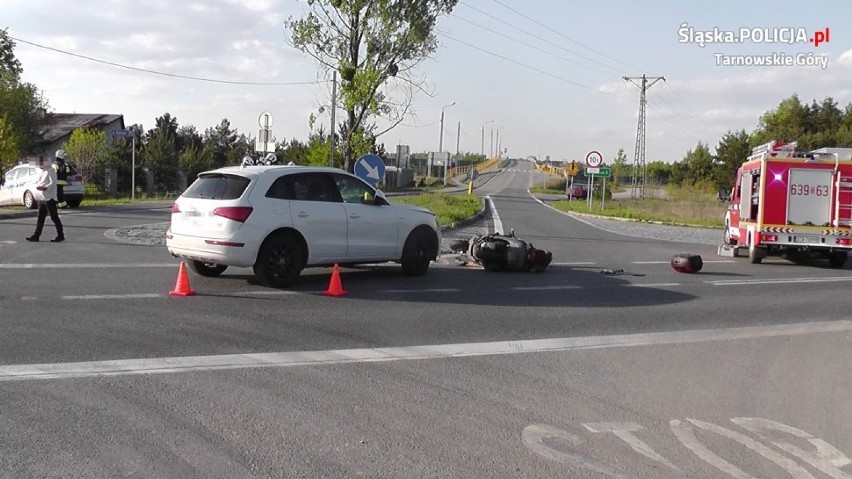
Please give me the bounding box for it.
[4,0,851,165]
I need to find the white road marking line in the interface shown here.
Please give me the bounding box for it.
[0,263,176,269]
[709,277,852,286]
[0,320,849,382]
[385,288,461,293]
[487,195,505,235]
[240,290,299,296]
[631,260,737,265]
[554,262,596,266]
[62,294,163,300]
[626,283,682,288]
[511,285,581,291]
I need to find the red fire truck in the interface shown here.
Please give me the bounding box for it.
[721,141,852,267]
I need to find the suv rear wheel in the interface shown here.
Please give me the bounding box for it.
[253,233,306,288]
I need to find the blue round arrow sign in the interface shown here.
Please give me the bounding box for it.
[354,154,385,186]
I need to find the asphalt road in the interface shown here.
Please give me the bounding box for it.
[1,162,851,478]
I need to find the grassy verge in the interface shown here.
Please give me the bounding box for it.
[81,194,177,207]
[552,197,726,227]
[391,192,483,228]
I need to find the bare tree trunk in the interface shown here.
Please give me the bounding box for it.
[344,108,356,172]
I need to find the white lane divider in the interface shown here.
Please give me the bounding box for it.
[708,276,852,286]
[62,294,162,300]
[0,319,849,382]
[487,195,505,234]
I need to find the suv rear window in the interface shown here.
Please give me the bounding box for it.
[182,174,250,200]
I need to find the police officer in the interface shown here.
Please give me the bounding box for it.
[53,149,69,208]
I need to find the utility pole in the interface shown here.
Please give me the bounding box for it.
[456,121,460,166]
[329,71,337,168]
[623,74,664,199]
[481,120,493,158]
[495,129,500,158]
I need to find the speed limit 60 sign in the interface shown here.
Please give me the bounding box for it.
[585,150,603,168]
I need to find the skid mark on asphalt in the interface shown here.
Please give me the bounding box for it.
[0,320,849,382]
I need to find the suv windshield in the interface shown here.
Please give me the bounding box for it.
[183,174,250,200]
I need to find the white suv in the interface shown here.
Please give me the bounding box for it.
[165,164,442,288]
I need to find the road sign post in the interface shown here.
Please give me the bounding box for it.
[583,166,611,210]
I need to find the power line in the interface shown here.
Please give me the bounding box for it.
[439,32,631,101]
[450,14,620,77]
[457,2,625,76]
[10,35,323,86]
[487,0,646,74]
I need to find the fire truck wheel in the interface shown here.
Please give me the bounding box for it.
[670,254,703,273]
[748,234,762,264]
[748,247,763,264]
[828,251,848,268]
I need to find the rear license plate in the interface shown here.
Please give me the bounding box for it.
[794,236,818,243]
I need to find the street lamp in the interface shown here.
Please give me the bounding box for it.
[439,101,456,185]
[481,120,493,158]
[438,101,456,152]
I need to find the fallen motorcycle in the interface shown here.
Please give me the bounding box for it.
[449,230,553,272]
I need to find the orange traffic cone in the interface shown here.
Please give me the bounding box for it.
[169,262,196,296]
[324,263,347,297]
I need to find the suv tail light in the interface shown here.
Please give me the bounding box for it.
[213,206,253,223]
[171,202,181,213]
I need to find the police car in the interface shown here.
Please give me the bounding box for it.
[0,161,85,209]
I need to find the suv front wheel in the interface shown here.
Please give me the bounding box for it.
[253,233,306,288]
[401,228,436,276]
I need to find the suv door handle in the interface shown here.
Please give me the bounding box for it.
[297,211,310,218]
[349,214,360,219]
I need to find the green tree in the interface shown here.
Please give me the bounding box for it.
[611,148,627,187]
[64,128,108,180]
[751,94,809,146]
[0,28,23,84]
[673,142,713,186]
[276,137,310,165]
[286,0,459,171]
[143,126,178,193]
[178,144,212,183]
[712,130,749,190]
[226,133,255,166]
[305,129,331,167]
[0,116,22,170]
[645,160,672,185]
[203,119,238,169]
[0,29,49,171]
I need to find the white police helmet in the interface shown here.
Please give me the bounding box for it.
[55,149,67,160]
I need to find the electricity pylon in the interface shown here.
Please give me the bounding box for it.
[624,75,665,199]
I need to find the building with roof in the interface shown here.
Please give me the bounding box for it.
[29,113,125,161]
